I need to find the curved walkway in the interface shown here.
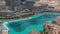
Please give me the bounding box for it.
[2,13,60,34]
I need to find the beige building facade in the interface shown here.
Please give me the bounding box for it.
[44,22,60,34]
[54,16,60,25]
[29,29,41,34]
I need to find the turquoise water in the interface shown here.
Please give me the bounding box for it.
[1,13,60,34]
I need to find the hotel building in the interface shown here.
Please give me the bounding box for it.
[29,29,41,34]
[44,22,60,34]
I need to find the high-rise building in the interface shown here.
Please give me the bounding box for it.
[29,29,41,34]
[0,28,2,34]
[26,0,37,1]
[0,0,5,5]
[25,1,35,9]
[5,0,22,11]
[5,0,36,11]
[0,0,6,10]
[44,22,60,34]
[54,16,60,25]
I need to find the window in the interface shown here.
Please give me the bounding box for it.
[48,6,54,8]
[50,28,53,34]
[58,31,60,34]
[47,26,51,29]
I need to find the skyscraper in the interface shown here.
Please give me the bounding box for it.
[5,0,36,11]
[44,22,60,34]
[5,0,22,11]
[0,0,6,10]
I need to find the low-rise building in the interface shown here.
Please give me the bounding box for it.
[2,30,8,34]
[0,22,9,34]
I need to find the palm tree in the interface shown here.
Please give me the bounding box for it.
[14,12,22,18]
